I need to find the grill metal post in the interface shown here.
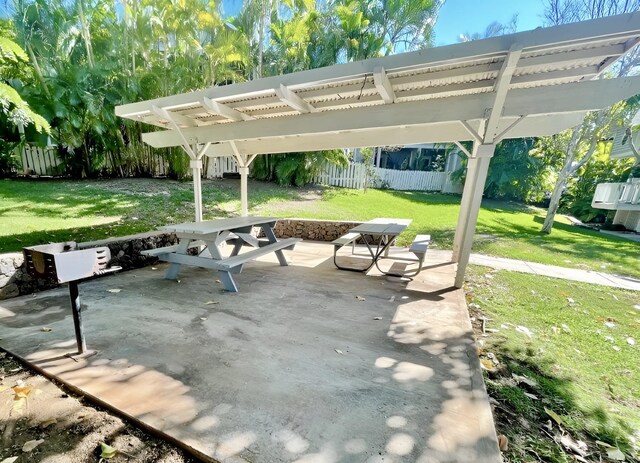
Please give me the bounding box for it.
[68,281,87,354]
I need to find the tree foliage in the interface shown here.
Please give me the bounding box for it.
[1,0,440,180]
[538,0,640,232]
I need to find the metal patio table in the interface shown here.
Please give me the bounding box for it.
[333,218,411,274]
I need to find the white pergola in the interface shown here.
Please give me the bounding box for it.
[116,12,640,288]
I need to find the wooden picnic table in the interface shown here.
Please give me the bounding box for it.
[142,217,300,292]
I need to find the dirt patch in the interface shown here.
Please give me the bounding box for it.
[0,351,200,463]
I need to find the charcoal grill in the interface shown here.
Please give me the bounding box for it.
[23,242,121,354]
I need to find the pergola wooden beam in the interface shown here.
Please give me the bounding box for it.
[202,97,255,122]
[142,77,640,149]
[275,84,317,113]
[373,66,396,104]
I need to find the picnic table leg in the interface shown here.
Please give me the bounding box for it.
[261,224,288,266]
[165,239,191,280]
[229,226,253,256]
[218,271,239,292]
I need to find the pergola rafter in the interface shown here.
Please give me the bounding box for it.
[116,11,640,288]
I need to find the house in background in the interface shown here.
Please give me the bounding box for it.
[591,112,640,232]
[354,143,463,173]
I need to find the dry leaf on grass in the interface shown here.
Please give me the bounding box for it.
[40,327,52,332]
[516,325,533,339]
[22,439,44,452]
[40,418,57,428]
[559,434,587,457]
[544,407,563,425]
[606,448,626,461]
[497,434,508,451]
[512,373,537,388]
[355,296,366,301]
[107,289,121,293]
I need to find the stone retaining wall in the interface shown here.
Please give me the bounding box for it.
[0,219,362,300]
[0,232,178,300]
[271,219,363,241]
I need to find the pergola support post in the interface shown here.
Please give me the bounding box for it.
[230,141,258,217]
[239,166,249,217]
[453,144,495,288]
[191,159,204,222]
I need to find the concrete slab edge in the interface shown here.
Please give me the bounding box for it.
[0,345,226,463]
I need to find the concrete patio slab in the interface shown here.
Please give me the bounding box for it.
[0,242,500,463]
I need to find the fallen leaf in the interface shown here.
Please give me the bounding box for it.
[334,349,343,355]
[497,434,508,451]
[561,324,571,333]
[596,440,614,448]
[524,392,539,400]
[627,337,635,346]
[40,327,52,332]
[545,407,563,425]
[605,321,616,328]
[606,447,626,461]
[512,373,537,388]
[205,301,219,305]
[634,304,640,311]
[107,289,121,293]
[12,385,32,398]
[516,325,533,339]
[22,439,44,452]
[480,359,495,371]
[567,297,575,304]
[355,296,365,301]
[100,442,118,459]
[560,434,587,456]
[40,418,57,428]
[613,345,621,352]
[200,317,207,321]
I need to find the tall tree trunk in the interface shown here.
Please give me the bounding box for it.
[77,0,95,68]
[541,168,571,233]
[26,43,51,99]
[541,129,599,233]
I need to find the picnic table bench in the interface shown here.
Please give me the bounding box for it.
[142,217,300,292]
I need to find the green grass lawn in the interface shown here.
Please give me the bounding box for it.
[257,188,640,278]
[466,267,640,462]
[1,178,638,279]
[0,178,300,253]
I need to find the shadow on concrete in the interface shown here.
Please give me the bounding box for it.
[0,242,501,462]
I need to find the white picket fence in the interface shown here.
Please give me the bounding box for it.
[314,163,463,193]
[19,145,62,176]
[16,144,238,179]
[205,156,238,178]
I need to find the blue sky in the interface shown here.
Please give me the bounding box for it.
[221,0,547,46]
[434,0,546,45]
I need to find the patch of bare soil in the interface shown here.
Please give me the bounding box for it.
[0,351,200,463]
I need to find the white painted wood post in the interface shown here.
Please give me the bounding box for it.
[239,166,249,217]
[191,159,204,222]
[453,144,495,288]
